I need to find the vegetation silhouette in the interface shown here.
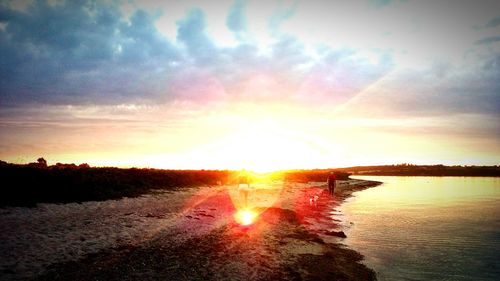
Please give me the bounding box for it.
[0,159,353,207]
[336,164,500,176]
[1,160,498,207]
[0,160,231,207]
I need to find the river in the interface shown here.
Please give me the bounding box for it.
[341,176,500,281]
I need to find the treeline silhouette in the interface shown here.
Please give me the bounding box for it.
[5,159,495,207]
[336,164,500,176]
[0,160,351,207]
[282,170,351,183]
[0,161,231,207]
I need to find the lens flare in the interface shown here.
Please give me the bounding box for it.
[235,209,257,225]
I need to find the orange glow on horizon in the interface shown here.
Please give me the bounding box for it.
[178,120,338,172]
[4,102,498,170]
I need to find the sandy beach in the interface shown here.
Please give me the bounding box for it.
[0,179,381,281]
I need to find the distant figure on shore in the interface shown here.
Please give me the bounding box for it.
[238,169,252,208]
[327,172,336,195]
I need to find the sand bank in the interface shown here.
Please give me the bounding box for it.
[0,179,381,280]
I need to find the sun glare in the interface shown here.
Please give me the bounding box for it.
[235,209,258,226]
[192,122,333,172]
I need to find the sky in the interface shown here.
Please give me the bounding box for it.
[0,0,499,171]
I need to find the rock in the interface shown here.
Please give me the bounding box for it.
[145,213,164,218]
[324,230,347,238]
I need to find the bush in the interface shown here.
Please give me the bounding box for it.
[0,163,232,207]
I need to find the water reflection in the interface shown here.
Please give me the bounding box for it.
[342,176,500,281]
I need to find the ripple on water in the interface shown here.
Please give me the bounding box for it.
[341,177,500,281]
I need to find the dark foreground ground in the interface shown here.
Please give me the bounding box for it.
[37,208,372,281]
[1,179,381,281]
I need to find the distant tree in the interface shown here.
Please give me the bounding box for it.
[78,163,90,168]
[37,157,47,167]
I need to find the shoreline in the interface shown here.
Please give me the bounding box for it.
[1,179,382,281]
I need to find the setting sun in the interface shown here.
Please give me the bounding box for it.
[193,121,332,172]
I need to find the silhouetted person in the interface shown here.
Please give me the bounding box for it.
[327,172,336,195]
[238,170,251,208]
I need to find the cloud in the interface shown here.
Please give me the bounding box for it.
[475,36,500,45]
[483,54,500,73]
[483,15,500,28]
[370,0,392,9]
[0,0,178,105]
[226,0,247,34]
[336,61,500,118]
[176,8,216,64]
[295,48,394,105]
[0,0,498,122]
[168,67,227,102]
[267,0,297,35]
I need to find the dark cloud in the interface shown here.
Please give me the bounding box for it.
[0,0,177,105]
[484,15,500,28]
[0,0,498,122]
[475,36,500,45]
[176,8,217,64]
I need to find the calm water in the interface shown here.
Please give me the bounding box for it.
[341,176,500,281]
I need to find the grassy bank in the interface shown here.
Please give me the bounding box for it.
[0,164,230,207]
[337,164,500,176]
[0,161,350,207]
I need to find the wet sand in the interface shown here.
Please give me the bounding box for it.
[1,179,381,280]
